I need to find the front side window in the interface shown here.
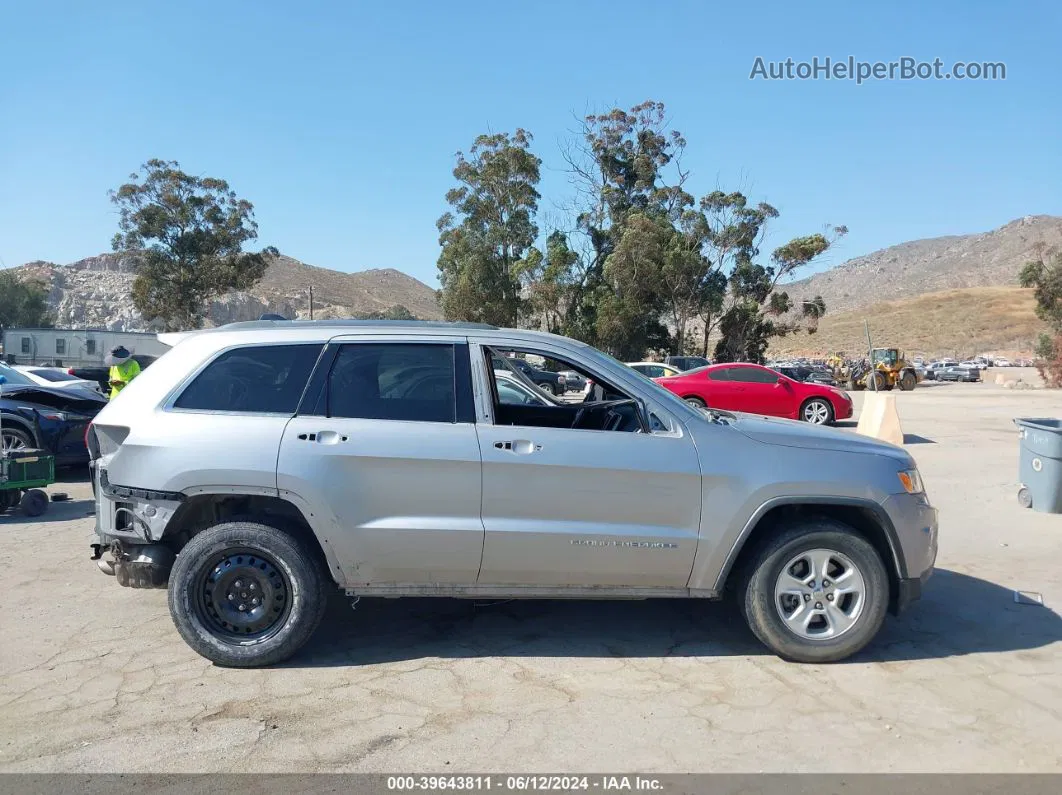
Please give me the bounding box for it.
[174,344,323,413]
[328,343,456,423]
[729,367,777,384]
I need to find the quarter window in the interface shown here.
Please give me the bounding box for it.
[174,344,323,413]
[707,368,731,381]
[55,338,66,355]
[21,337,31,354]
[327,343,457,423]
[86,340,96,355]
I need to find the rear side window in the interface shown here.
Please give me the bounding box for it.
[707,368,731,381]
[328,343,456,423]
[174,344,323,413]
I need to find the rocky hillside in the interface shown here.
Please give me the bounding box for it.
[783,215,1062,314]
[9,252,442,331]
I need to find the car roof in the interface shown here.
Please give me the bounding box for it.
[157,320,586,349]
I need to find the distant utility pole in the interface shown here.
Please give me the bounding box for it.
[308,286,314,321]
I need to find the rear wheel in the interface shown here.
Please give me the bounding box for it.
[684,396,706,409]
[168,521,329,668]
[740,521,889,663]
[800,398,833,425]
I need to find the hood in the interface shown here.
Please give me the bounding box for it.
[0,384,107,413]
[728,412,912,463]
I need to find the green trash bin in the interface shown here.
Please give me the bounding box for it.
[1014,418,1062,514]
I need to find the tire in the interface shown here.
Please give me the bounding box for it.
[684,396,706,409]
[541,382,557,396]
[1,426,34,453]
[19,489,49,517]
[740,521,889,663]
[167,521,329,668]
[899,371,917,391]
[800,398,834,425]
[1018,487,1033,509]
[869,372,888,391]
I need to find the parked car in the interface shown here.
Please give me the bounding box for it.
[627,361,684,379]
[67,354,158,395]
[12,365,105,395]
[771,364,838,387]
[0,377,106,465]
[88,320,935,668]
[656,362,853,425]
[936,366,981,383]
[922,362,950,381]
[664,355,711,372]
[994,357,1012,367]
[557,370,587,392]
[491,356,566,395]
[960,360,987,371]
[494,371,557,406]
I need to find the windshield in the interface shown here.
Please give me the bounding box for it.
[0,364,37,386]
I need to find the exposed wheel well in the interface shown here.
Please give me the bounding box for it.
[161,493,330,570]
[0,414,38,444]
[722,502,902,611]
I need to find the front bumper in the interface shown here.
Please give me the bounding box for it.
[882,491,938,612]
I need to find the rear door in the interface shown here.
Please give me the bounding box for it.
[278,336,484,586]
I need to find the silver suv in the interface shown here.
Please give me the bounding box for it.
[88,320,937,667]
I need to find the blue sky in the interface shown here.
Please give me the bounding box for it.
[2,0,1059,286]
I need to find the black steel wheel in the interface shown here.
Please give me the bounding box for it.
[194,548,292,643]
[168,521,329,667]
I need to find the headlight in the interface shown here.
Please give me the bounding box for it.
[897,469,924,494]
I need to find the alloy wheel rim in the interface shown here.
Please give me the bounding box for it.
[1,432,28,452]
[804,401,830,424]
[194,548,292,644]
[773,548,866,640]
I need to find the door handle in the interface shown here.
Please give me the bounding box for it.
[493,439,540,454]
[296,431,348,444]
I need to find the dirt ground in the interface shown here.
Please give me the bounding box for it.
[1,369,1060,773]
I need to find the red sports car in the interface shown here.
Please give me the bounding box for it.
[655,362,853,425]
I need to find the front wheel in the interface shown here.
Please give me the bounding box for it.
[899,371,917,391]
[740,522,889,663]
[168,521,329,668]
[800,398,834,425]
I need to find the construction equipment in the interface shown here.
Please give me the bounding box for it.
[828,348,920,392]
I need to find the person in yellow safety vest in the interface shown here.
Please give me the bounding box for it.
[105,346,141,399]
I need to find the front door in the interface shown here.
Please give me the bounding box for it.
[474,343,702,589]
[278,338,484,585]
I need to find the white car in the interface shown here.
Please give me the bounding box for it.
[959,360,986,371]
[994,358,1012,367]
[11,365,105,395]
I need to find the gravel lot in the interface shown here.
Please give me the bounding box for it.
[2,370,1061,773]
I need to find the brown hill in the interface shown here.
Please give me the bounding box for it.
[769,286,1048,359]
[8,252,442,331]
[783,215,1062,315]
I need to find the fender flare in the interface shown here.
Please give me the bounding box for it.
[0,412,39,447]
[712,495,907,592]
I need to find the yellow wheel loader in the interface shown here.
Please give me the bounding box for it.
[829,349,920,392]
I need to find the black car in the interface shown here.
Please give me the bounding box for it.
[492,357,567,395]
[68,354,158,395]
[0,382,106,465]
[664,355,711,372]
[773,365,839,386]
